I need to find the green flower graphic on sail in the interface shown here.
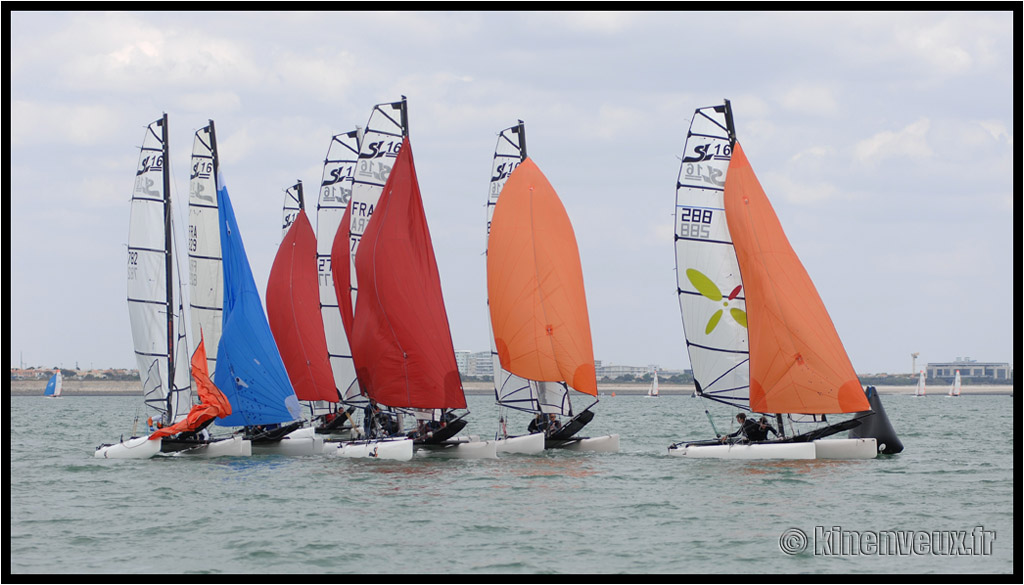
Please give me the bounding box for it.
[685,268,747,334]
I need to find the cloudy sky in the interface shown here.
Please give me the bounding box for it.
[9,10,1014,376]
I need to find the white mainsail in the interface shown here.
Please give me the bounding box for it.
[187,121,223,378]
[281,180,303,239]
[128,114,192,423]
[915,370,927,396]
[673,102,750,409]
[485,121,573,416]
[345,98,407,319]
[317,128,363,404]
[648,370,660,397]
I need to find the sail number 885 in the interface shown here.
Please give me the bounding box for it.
[678,207,713,239]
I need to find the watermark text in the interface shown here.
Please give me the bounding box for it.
[779,526,996,556]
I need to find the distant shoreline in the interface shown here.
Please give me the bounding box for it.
[8,379,1014,397]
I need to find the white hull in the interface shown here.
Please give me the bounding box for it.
[550,434,620,453]
[669,441,815,459]
[169,436,252,458]
[669,437,877,460]
[328,437,414,461]
[495,432,546,454]
[415,436,498,459]
[813,438,877,459]
[252,426,324,456]
[95,436,162,459]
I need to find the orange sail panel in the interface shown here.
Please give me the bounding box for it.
[149,334,232,440]
[350,137,466,409]
[486,158,597,396]
[724,142,869,414]
[266,210,338,403]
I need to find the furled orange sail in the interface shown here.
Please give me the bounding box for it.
[350,137,466,409]
[723,142,869,414]
[266,209,338,403]
[486,158,597,396]
[149,334,232,440]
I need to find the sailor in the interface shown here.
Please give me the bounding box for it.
[544,413,562,437]
[745,416,778,442]
[719,412,762,443]
[147,414,164,432]
[527,413,545,434]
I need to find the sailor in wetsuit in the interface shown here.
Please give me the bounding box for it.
[720,412,774,443]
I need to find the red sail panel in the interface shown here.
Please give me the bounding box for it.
[350,137,466,409]
[486,157,597,396]
[331,203,355,339]
[149,334,232,440]
[724,142,869,414]
[266,210,338,402]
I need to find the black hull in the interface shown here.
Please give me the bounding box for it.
[546,409,594,441]
[244,421,304,444]
[414,419,467,445]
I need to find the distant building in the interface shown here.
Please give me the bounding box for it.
[455,350,494,378]
[926,358,1012,382]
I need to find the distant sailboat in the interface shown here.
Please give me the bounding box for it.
[948,370,961,397]
[668,101,885,460]
[486,120,618,453]
[43,371,62,398]
[647,370,660,397]
[915,370,927,397]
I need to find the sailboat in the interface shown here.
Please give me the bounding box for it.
[43,371,62,398]
[668,101,885,460]
[485,121,619,453]
[264,179,330,454]
[313,128,365,438]
[190,120,313,455]
[97,114,247,459]
[948,370,961,397]
[647,370,660,397]
[915,370,927,397]
[331,98,494,460]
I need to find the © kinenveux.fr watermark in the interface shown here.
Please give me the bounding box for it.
[779,526,996,556]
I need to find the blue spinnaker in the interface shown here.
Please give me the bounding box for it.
[213,177,301,426]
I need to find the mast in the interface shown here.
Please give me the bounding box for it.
[159,113,175,416]
[515,120,527,160]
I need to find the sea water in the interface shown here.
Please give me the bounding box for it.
[9,392,1014,574]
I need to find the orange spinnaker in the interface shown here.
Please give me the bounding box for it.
[724,142,868,414]
[486,158,597,396]
[149,334,233,440]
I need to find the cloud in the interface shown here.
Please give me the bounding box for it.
[853,118,933,165]
[10,100,124,146]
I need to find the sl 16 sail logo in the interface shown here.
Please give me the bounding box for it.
[682,142,731,187]
[686,268,747,334]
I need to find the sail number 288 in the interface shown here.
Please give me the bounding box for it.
[678,206,713,239]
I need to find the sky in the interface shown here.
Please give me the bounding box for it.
[8,10,1016,376]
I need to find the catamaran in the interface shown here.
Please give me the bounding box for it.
[485,121,619,453]
[330,98,493,460]
[190,120,316,455]
[96,115,247,459]
[668,101,894,460]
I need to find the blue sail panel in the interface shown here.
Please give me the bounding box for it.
[44,374,57,396]
[213,179,301,426]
